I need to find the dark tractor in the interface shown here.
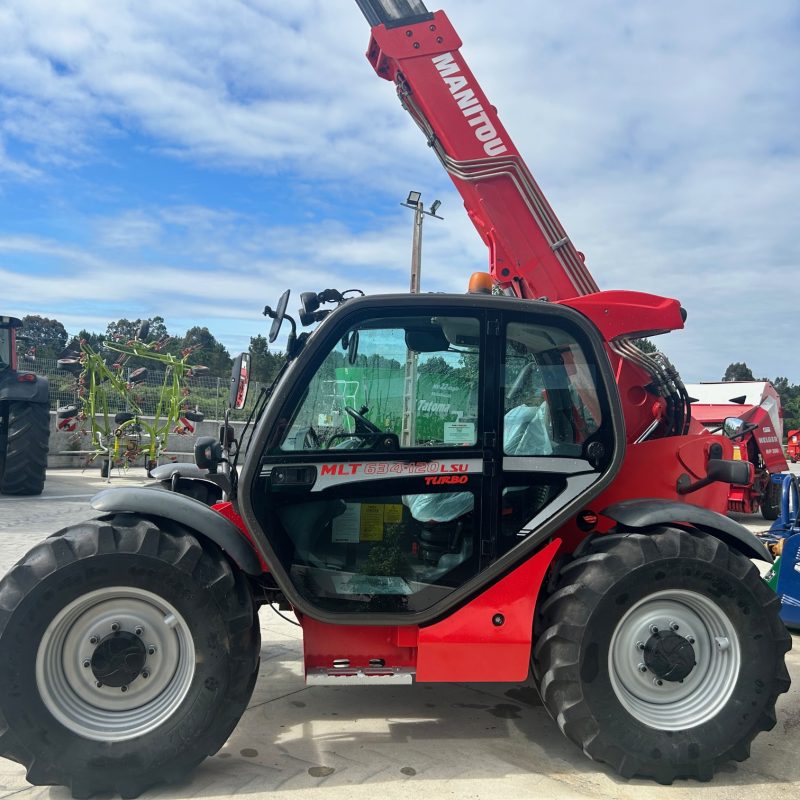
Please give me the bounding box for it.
[0,316,50,495]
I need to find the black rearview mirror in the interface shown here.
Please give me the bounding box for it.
[229,352,251,410]
[269,290,290,344]
[723,416,745,438]
[347,329,359,365]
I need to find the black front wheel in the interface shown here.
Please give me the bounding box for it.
[0,516,260,798]
[533,528,791,783]
[0,401,49,495]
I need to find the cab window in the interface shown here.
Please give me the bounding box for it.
[280,316,481,451]
[503,321,602,457]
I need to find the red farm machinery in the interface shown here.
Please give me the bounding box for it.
[0,2,791,796]
[687,381,788,519]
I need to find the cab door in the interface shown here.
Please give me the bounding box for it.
[250,302,496,617]
[242,294,622,625]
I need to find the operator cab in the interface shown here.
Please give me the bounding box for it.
[0,317,22,372]
[243,292,623,622]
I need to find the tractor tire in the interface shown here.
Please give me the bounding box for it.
[0,516,260,798]
[533,528,791,783]
[761,479,782,521]
[0,401,50,496]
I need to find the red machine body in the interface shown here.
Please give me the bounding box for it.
[688,381,787,515]
[788,429,800,462]
[280,6,736,678]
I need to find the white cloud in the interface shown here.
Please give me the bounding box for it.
[0,0,797,383]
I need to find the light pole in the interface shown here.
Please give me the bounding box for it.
[401,191,443,294]
[400,192,442,446]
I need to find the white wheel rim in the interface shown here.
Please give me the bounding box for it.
[36,587,196,741]
[608,589,740,730]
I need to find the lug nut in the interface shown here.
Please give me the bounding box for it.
[638,663,647,673]
[120,685,128,693]
[649,625,659,634]
[83,659,91,668]
[142,671,149,679]
[636,641,645,650]
[654,678,663,686]
[134,626,143,636]
[687,636,695,644]
[148,646,157,655]
[95,681,103,688]
[111,622,120,632]
[89,635,98,645]
[670,622,680,631]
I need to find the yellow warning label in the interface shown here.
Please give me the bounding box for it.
[360,504,385,541]
[383,503,403,524]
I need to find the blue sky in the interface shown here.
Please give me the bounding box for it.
[1,0,798,382]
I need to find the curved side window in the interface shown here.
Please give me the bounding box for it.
[503,321,602,458]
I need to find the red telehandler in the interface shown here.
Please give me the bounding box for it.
[0,2,791,796]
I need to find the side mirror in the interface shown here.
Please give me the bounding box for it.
[194,436,223,473]
[268,290,290,344]
[229,352,251,410]
[723,416,745,438]
[347,329,359,365]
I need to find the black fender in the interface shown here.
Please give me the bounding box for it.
[602,498,772,563]
[90,487,262,575]
[0,372,50,404]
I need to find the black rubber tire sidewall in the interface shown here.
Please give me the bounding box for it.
[0,401,49,496]
[534,530,790,781]
[0,524,257,793]
[761,480,782,521]
[577,553,777,764]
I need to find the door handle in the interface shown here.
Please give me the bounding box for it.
[269,465,317,489]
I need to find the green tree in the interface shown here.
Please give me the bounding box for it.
[634,338,657,355]
[106,316,168,344]
[20,315,68,360]
[249,335,286,384]
[723,362,755,382]
[181,326,232,377]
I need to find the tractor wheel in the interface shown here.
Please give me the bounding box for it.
[761,479,782,521]
[0,516,260,798]
[0,401,50,496]
[533,528,791,783]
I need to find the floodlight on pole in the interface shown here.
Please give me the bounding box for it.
[399,191,443,447]
[400,191,443,295]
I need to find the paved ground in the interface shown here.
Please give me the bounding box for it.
[0,469,798,800]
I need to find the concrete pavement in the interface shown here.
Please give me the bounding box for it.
[0,469,798,800]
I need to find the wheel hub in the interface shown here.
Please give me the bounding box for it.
[643,629,696,682]
[90,631,147,687]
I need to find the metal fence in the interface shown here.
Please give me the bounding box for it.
[24,356,266,422]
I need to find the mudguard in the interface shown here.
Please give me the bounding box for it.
[602,498,772,562]
[0,372,49,404]
[90,487,262,575]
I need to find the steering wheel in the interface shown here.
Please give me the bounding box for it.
[303,426,321,449]
[345,405,381,434]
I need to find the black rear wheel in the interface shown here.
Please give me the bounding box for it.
[0,401,49,495]
[761,477,782,521]
[0,516,260,798]
[533,528,791,783]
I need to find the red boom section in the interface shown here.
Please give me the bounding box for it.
[366,11,598,301]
